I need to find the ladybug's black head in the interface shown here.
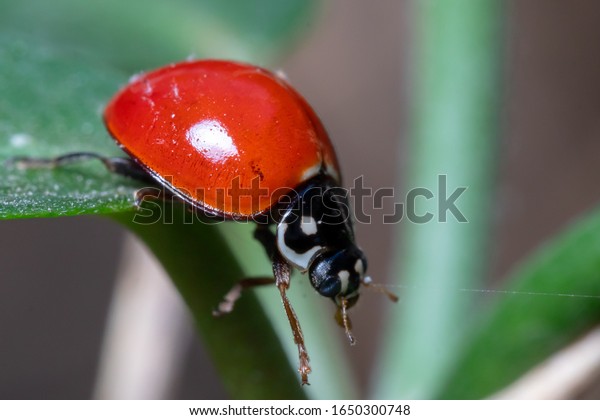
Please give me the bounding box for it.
[308,246,367,308]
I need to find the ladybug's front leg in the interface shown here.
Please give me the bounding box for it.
[212,277,274,316]
[212,225,281,316]
[271,254,312,385]
[254,224,312,385]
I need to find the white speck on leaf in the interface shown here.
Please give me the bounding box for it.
[10,133,32,148]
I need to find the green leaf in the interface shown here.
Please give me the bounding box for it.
[438,209,600,399]
[0,0,318,70]
[0,36,139,219]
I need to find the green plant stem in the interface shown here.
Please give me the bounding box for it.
[113,211,306,399]
[373,0,503,399]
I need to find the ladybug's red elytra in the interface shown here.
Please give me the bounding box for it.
[13,60,397,385]
[105,60,341,219]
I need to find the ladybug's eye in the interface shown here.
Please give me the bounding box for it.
[318,276,341,298]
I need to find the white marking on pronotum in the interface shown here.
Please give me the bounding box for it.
[325,161,341,183]
[301,216,318,236]
[300,162,321,182]
[338,270,350,295]
[276,222,321,271]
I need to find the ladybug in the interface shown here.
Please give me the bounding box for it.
[14,60,397,385]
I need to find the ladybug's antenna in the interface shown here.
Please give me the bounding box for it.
[335,298,356,345]
[362,276,399,302]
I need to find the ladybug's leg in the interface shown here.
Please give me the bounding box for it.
[9,152,186,210]
[254,224,312,385]
[212,277,274,316]
[8,152,155,184]
[211,224,281,315]
[272,254,312,385]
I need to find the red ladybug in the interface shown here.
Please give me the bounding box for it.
[16,60,396,385]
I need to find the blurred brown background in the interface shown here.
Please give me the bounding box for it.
[2,0,600,398]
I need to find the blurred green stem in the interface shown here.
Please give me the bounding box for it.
[113,211,306,399]
[374,0,503,398]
